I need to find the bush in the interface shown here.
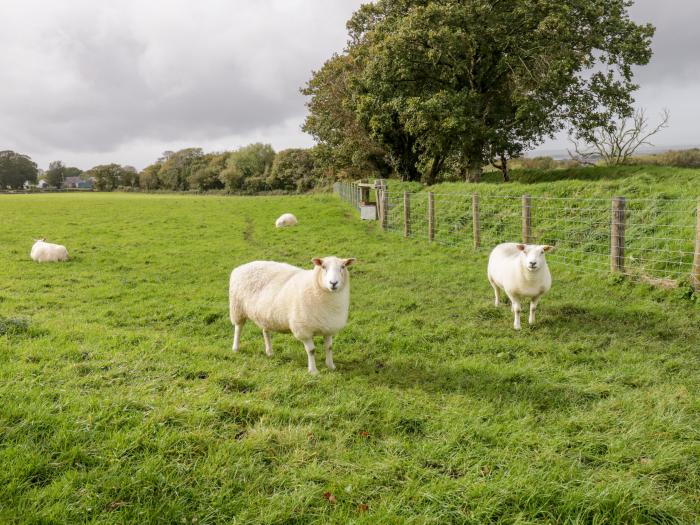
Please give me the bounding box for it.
[519,156,557,170]
[242,176,269,193]
[658,149,700,168]
[268,149,317,191]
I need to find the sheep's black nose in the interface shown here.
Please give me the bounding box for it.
[529,262,537,267]
[330,281,338,287]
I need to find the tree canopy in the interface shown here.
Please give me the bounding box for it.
[0,150,38,189]
[45,161,66,188]
[303,0,654,183]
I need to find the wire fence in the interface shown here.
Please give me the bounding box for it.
[334,181,700,289]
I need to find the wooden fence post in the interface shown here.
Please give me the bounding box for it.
[403,191,411,238]
[611,196,626,273]
[522,194,532,244]
[472,193,480,249]
[382,187,389,230]
[428,192,435,242]
[692,197,700,290]
[375,179,387,230]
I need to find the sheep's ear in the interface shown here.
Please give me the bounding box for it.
[342,258,356,267]
[516,244,526,251]
[311,258,323,267]
[543,245,555,252]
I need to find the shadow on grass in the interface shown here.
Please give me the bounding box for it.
[340,357,609,411]
[536,302,674,339]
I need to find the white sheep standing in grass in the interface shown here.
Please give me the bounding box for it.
[487,243,554,330]
[30,239,69,262]
[229,256,355,374]
[275,213,298,228]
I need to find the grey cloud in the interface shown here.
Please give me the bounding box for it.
[0,0,697,168]
[630,0,700,85]
[0,0,364,167]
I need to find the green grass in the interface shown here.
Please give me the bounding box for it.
[1,191,699,524]
[382,166,700,285]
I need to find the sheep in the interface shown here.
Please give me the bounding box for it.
[275,213,298,228]
[487,243,554,330]
[30,238,69,262]
[229,256,355,374]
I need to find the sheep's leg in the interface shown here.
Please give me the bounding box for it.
[262,329,273,356]
[324,335,335,370]
[506,294,522,330]
[232,323,243,352]
[489,277,500,306]
[529,297,540,325]
[302,339,319,375]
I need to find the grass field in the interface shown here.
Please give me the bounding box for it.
[1,191,699,524]
[381,166,700,286]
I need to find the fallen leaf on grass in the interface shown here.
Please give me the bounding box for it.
[106,501,127,511]
[323,491,337,503]
[358,430,370,438]
[357,503,369,513]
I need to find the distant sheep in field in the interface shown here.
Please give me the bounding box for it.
[275,213,298,228]
[229,256,355,374]
[487,243,554,330]
[30,239,69,262]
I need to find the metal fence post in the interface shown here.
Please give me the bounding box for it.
[428,192,435,242]
[472,193,480,249]
[692,196,700,291]
[403,191,411,238]
[611,196,626,273]
[522,194,532,244]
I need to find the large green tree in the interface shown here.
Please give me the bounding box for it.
[187,153,227,191]
[87,163,131,191]
[157,148,205,191]
[139,162,162,190]
[302,54,395,180]
[219,143,275,192]
[45,160,66,188]
[305,0,654,183]
[0,150,38,189]
[268,148,317,192]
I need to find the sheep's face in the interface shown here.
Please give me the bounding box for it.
[312,256,355,292]
[516,244,554,272]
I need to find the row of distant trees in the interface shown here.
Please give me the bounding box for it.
[0,144,325,193]
[139,144,320,193]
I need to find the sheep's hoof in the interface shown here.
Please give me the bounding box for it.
[326,363,336,371]
[308,368,320,375]
[513,325,521,331]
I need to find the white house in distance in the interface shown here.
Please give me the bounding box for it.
[24,179,49,189]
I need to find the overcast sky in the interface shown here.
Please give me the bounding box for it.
[0,0,697,170]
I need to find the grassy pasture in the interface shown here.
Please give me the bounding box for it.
[384,165,700,285]
[0,191,699,524]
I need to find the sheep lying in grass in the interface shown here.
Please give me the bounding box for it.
[30,239,69,262]
[275,213,298,228]
[487,243,553,330]
[229,256,355,374]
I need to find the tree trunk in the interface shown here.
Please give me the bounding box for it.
[500,154,510,182]
[423,155,444,186]
[465,156,483,183]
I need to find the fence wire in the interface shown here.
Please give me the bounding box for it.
[334,182,700,287]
